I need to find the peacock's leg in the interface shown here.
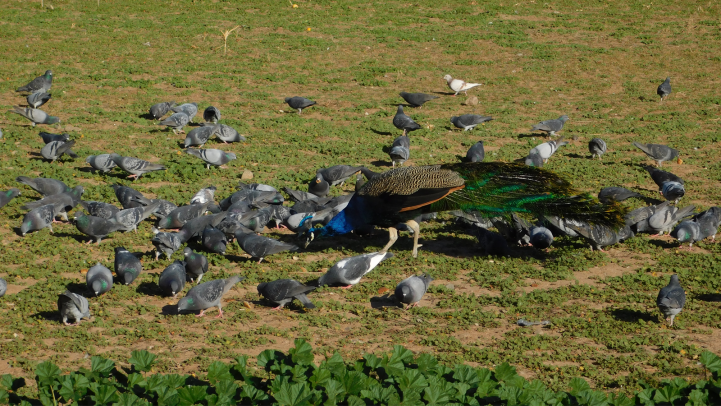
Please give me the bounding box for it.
[380,227,399,253]
[405,220,422,258]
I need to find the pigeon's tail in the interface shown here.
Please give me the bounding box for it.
[296,293,316,309]
[146,164,167,172]
[10,106,29,119]
[67,150,80,159]
[632,142,651,155]
[15,176,36,189]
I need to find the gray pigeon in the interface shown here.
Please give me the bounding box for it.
[466,141,485,163]
[152,228,183,260]
[111,184,150,209]
[285,97,316,115]
[308,173,330,197]
[86,154,117,173]
[86,263,113,296]
[646,166,684,188]
[16,176,69,197]
[598,187,644,205]
[184,124,218,148]
[214,124,246,143]
[23,185,83,221]
[177,275,243,317]
[589,138,607,160]
[39,132,69,144]
[178,212,227,242]
[529,137,567,163]
[543,216,586,238]
[567,223,634,251]
[158,112,190,134]
[146,199,178,218]
[657,77,672,102]
[190,187,216,205]
[110,153,166,180]
[184,248,208,283]
[58,291,90,326]
[633,142,679,167]
[395,273,433,309]
[159,260,186,297]
[20,204,55,236]
[399,92,438,108]
[149,101,175,120]
[524,151,544,167]
[392,105,421,136]
[450,114,493,131]
[41,140,78,162]
[318,252,393,287]
[74,212,121,244]
[10,106,59,126]
[389,136,410,167]
[0,278,6,297]
[234,230,299,263]
[317,165,364,187]
[202,226,228,254]
[157,203,209,229]
[171,102,199,122]
[529,226,554,249]
[656,274,685,326]
[661,181,685,203]
[671,220,701,248]
[112,201,161,232]
[692,207,721,242]
[257,279,316,310]
[283,188,319,203]
[186,148,237,169]
[16,70,53,93]
[530,115,569,136]
[203,106,221,123]
[0,188,21,209]
[27,91,51,109]
[115,247,142,285]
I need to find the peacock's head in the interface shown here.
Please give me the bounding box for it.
[297,215,316,247]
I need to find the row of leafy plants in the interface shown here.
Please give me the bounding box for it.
[2,339,720,405]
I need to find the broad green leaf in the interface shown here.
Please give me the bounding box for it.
[493,363,517,383]
[424,376,456,406]
[700,351,721,373]
[452,365,479,386]
[323,379,345,405]
[257,350,286,371]
[129,350,156,373]
[113,392,151,406]
[523,379,547,397]
[126,373,145,392]
[89,382,119,405]
[397,369,428,395]
[390,346,414,365]
[339,371,366,397]
[35,361,61,388]
[636,388,655,406]
[165,374,188,390]
[324,353,346,377]
[207,362,232,384]
[177,385,207,406]
[0,374,13,391]
[0,390,8,405]
[653,385,681,403]
[155,385,179,406]
[498,385,524,405]
[363,354,382,370]
[290,364,310,383]
[58,373,89,403]
[609,393,634,406]
[687,388,709,405]
[346,395,365,406]
[240,383,269,402]
[569,377,591,395]
[415,354,438,374]
[214,380,239,401]
[91,356,116,378]
[145,374,167,394]
[272,381,312,406]
[575,389,608,406]
[310,368,332,388]
[289,339,314,366]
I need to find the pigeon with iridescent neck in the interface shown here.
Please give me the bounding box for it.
[115,247,142,285]
[86,263,113,296]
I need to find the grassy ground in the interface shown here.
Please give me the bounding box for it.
[1,0,720,396]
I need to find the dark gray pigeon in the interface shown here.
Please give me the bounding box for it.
[317,165,363,187]
[283,188,319,203]
[177,212,227,243]
[203,106,221,123]
[646,166,684,188]
[23,185,83,221]
[58,291,90,326]
[285,97,316,115]
[186,148,237,169]
[389,135,410,167]
[598,187,644,205]
[177,275,243,317]
[657,77,671,102]
[184,248,208,283]
[41,140,77,161]
[543,216,586,238]
[450,114,493,131]
[115,247,142,285]
[308,173,330,197]
[159,260,186,297]
[0,188,21,209]
[184,124,218,148]
[146,199,177,218]
[202,226,228,254]
[633,142,679,167]
[74,212,121,244]
[567,223,634,251]
[16,70,53,93]
[257,279,316,310]
[20,204,55,236]
[392,105,421,136]
[27,91,51,108]
[395,273,433,309]
[110,153,166,180]
[10,106,59,126]
[190,187,216,205]
[466,141,485,163]
[589,138,607,160]
[661,181,685,203]
[399,92,438,108]
[234,230,299,263]
[656,274,684,326]
[86,263,113,296]
[529,226,554,249]
[39,132,69,144]
[0,278,6,297]
[157,203,209,229]
[530,115,569,136]
[86,154,117,173]
[158,112,190,134]
[318,252,393,287]
[473,227,509,256]
[112,201,161,232]
[671,220,701,248]
[171,102,199,122]
[692,207,721,242]
[149,101,175,120]
[111,184,150,209]
[152,228,183,260]
[215,124,246,143]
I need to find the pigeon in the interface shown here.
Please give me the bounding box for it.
[85,154,117,173]
[657,77,672,102]
[177,275,243,317]
[530,115,569,136]
[27,91,51,109]
[669,207,720,246]
[692,207,721,242]
[203,106,221,123]
[318,252,393,287]
[58,291,91,326]
[112,201,161,232]
[392,105,421,136]
[158,112,190,134]
[20,204,55,236]
[86,263,113,296]
[178,212,227,242]
[171,102,199,122]
[111,184,150,209]
[202,226,228,254]
[16,70,53,93]
[450,114,493,131]
[16,176,69,197]
[671,220,701,248]
[308,173,330,197]
[355,172,367,192]
[633,142,679,167]
[473,227,510,256]
[399,92,438,108]
[74,212,121,244]
[184,124,218,148]
[645,166,684,196]
[589,138,607,160]
[529,137,567,163]
[190,187,216,205]
[283,188,319,203]
[159,260,186,298]
[567,222,634,251]
[0,278,6,297]
[23,185,83,221]
[318,165,364,187]
[41,140,77,161]
[186,148,236,169]
[466,141,485,163]
[661,181,685,203]
[524,151,544,167]
[146,199,178,218]
[110,153,167,180]
[115,247,142,285]
[395,273,433,309]
[656,274,685,326]
[529,226,554,249]
[149,101,175,120]
[214,124,246,143]
[0,188,21,209]
[598,187,644,205]
[257,279,316,310]
[443,74,481,96]
[157,203,209,229]
[10,106,60,126]
[38,132,69,144]
[284,97,316,115]
[389,135,410,167]
[183,248,208,283]
[152,228,183,260]
[542,216,587,238]
[234,230,299,263]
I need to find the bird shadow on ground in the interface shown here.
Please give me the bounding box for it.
[647,239,680,250]
[162,304,179,316]
[566,153,589,159]
[52,232,92,244]
[29,310,60,323]
[517,132,542,139]
[370,160,393,168]
[138,113,155,120]
[454,154,468,163]
[432,91,456,96]
[696,293,721,302]
[370,294,401,310]
[136,281,164,297]
[610,309,658,323]
[64,281,90,295]
[370,129,393,136]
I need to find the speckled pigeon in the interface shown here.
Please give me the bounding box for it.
[589,138,606,160]
[257,279,316,310]
[177,275,243,317]
[633,142,679,167]
[58,291,90,326]
[110,153,166,180]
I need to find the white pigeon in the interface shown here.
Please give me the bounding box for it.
[529,137,568,163]
[443,75,482,96]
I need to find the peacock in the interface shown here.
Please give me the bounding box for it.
[300,162,626,257]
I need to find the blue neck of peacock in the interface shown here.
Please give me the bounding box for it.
[316,195,367,237]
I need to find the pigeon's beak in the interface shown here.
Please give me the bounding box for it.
[315,179,320,184]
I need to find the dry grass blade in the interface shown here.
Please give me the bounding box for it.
[220,25,240,55]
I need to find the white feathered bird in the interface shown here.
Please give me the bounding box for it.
[443,74,482,96]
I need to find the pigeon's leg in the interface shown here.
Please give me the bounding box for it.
[127,174,139,180]
[196,274,203,284]
[48,224,54,233]
[340,285,354,289]
[155,251,161,261]
[669,315,675,326]
[298,108,302,115]
[195,309,206,317]
[380,227,399,253]
[86,239,93,245]
[216,306,223,318]
[258,257,264,264]
[404,220,422,258]
[271,304,285,310]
